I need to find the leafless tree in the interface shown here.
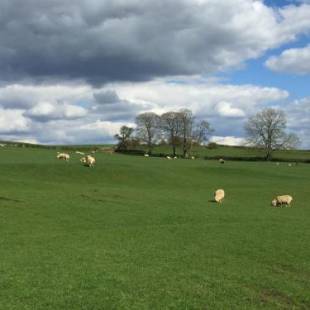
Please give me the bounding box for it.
[135,112,160,154]
[115,125,134,151]
[245,108,300,160]
[179,109,195,158]
[193,120,213,145]
[160,112,182,157]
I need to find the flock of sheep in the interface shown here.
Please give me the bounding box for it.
[57,151,294,208]
[145,155,294,207]
[56,151,96,167]
[213,159,294,207]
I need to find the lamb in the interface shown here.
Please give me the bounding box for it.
[57,152,70,161]
[80,155,96,167]
[219,158,225,164]
[271,195,293,207]
[214,189,225,203]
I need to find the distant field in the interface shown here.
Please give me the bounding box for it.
[0,147,309,309]
[139,145,310,162]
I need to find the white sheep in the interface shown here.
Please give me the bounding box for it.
[219,158,225,164]
[166,156,172,160]
[144,154,149,157]
[80,155,96,167]
[75,151,85,155]
[214,189,225,203]
[57,152,70,161]
[173,156,178,159]
[271,195,293,207]
[191,156,195,160]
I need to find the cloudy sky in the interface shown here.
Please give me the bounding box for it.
[0,0,309,147]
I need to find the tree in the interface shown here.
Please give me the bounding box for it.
[244,108,299,160]
[115,125,134,151]
[160,111,182,157]
[135,112,160,154]
[193,120,213,145]
[179,109,194,158]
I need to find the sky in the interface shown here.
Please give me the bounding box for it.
[0,0,309,147]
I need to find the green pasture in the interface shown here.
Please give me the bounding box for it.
[0,147,309,309]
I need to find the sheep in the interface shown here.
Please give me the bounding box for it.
[0,143,6,147]
[57,152,70,161]
[75,151,85,155]
[166,156,172,160]
[144,154,150,157]
[288,163,292,167]
[276,162,280,166]
[191,156,195,160]
[219,158,225,164]
[271,195,293,207]
[80,155,96,167]
[214,189,225,203]
[173,156,178,159]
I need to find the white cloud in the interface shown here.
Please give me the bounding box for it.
[285,97,310,148]
[0,108,30,134]
[210,136,246,146]
[215,101,246,118]
[25,101,88,122]
[111,79,289,118]
[266,45,310,74]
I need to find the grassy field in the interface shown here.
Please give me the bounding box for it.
[0,147,309,309]
[139,145,310,162]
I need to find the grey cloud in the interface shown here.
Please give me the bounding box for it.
[93,90,120,104]
[1,0,310,85]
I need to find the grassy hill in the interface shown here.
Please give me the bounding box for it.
[1,141,309,162]
[0,147,309,309]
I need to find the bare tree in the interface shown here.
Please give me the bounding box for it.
[160,112,182,156]
[179,109,194,158]
[135,112,160,154]
[193,120,213,145]
[244,108,299,160]
[115,125,134,151]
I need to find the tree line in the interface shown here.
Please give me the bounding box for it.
[115,109,213,158]
[115,107,300,160]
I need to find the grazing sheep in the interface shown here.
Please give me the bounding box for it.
[271,195,293,207]
[57,152,70,161]
[219,158,225,164]
[288,163,292,167]
[191,156,195,160]
[100,147,114,154]
[75,151,85,155]
[144,154,149,157]
[80,155,96,167]
[214,189,225,203]
[166,156,172,160]
[173,156,178,159]
[0,143,6,147]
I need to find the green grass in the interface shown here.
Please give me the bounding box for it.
[0,148,309,309]
[140,144,310,161]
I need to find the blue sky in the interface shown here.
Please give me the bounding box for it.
[0,0,309,147]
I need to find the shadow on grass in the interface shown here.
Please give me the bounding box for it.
[0,196,23,203]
